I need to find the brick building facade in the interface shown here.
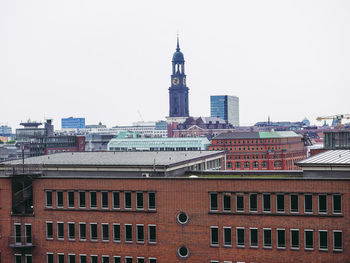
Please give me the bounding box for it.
[0,151,348,263]
[210,131,307,170]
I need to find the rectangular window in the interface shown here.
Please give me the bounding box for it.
[114,257,121,263]
[148,225,156,244]
[210,193,218,211]
[333,231,342,251]
[125,257,133,263]
[148,259,156,263]
[14,223,21,244]
[102,224,109,241]
[290,194,299,213]
[236,194,244,212]
[319,230,328,250]
[46,190,53,207]
[90,223,98,241]
[318,194,327,213]
[137,258,144,263]
[223,193,231,212]
[25,224,32,244]
[102,256,109,263]
[68,191,75,208]
[79,223,86,241]
[277,194,285,212]
[80,255,87,263]
[250,228,258,247]
[90,191,97,208]
[136,192,144,210]
[277,229,286,249]
[47,253,54,263]
[136,225,144,243]
[304,194,313,213]
[125,192,132,209]
[68,254,75,263]
[15,255,22,263]
[263,228,272,248]
[113,224,121,242]
[125,224,133,242]
[79,191,86,208]
[333,194,342,214]
[210,226,219,246]
[25,255,32,263]
[57,191,64,208]
[148,192,156,210]
[249,194,257,212]
[263,194,271,212]
[91,256,98,263]
[291,229,299,249]
[68,222,75,240]
[57,222,64,240]
[305,230,314,250]
[102,191,109,209]
[236,228,245,247]
[113,191,120,209]
[223,227,232,246]
[58,254,65,263]
[46,222,53,239]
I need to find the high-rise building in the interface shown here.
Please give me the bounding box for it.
[61,117,85,129]
[0,125,12,136]
[168,36,189,122]
[210,95,239,126]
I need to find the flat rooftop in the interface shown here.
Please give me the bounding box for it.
[297,150,350,167]
[0,151,224,168]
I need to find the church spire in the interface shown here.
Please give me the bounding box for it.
[176,33,180,52]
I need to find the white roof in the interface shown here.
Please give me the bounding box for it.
[297,150,350,166]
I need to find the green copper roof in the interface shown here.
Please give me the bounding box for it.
[259,131,302,138]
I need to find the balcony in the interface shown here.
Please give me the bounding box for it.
[8,236,35,250]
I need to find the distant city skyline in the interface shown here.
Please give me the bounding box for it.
[1,0,349,129]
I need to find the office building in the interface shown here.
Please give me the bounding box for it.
[0,125,12,136]
[210,95,239,126]
[210,131,306,170]
[61,117,85,129]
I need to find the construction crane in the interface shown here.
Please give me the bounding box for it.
[316,114,350,130]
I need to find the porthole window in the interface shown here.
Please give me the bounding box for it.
[177,246,189,258]
[177,212,188,224]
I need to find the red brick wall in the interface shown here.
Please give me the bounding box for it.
[0,177,349,263]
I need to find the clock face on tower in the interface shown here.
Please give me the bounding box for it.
[172,77,180,85]
[182,77,186,85]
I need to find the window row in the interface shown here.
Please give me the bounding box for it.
[46,253,157,263]
[214,139,281,145]
[14,254,32,263]
[209,192,342,214]
[46,190,156,211]
[46,222,156,244]
[210,227,343,251]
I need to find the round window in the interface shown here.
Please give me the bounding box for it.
[177,246,189,258]
[177,212,188,224]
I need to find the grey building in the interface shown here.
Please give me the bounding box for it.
[0,151,225,177]
[210,95,239,126]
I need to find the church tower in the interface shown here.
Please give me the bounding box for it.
[168,36,189,120]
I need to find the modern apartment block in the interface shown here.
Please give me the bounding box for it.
[210,95,239,126]
[0,150,348,263]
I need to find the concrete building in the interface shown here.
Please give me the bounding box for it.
[0,150,348,263]
[210,95,239,126]
[210,131,306,170]
[61,117,86,129]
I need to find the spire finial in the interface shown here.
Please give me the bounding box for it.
[176,32,180,51]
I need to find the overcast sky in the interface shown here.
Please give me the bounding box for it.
[1,0,349,129]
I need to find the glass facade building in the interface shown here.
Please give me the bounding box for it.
[61,117,86,129]
[210,96,239,126]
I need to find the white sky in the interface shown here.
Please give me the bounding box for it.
[1,0,349,129]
